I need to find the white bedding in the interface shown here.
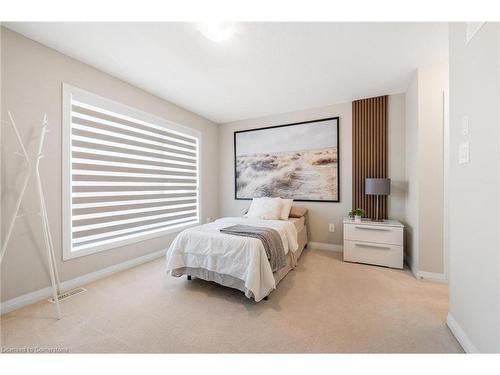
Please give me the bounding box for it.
[165,217,299,301]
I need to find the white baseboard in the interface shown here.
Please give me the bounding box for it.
[447,312,479,353]
[0,249,166,315]
[308,241,343,252]
[416,270,447,283]
[404,254,447,283]
[404,254,418,279]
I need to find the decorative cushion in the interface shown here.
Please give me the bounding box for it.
[246,197,282,220]
[289,206,308,218]
[278,198,294,220]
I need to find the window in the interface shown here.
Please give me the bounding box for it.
[62,84,200,260]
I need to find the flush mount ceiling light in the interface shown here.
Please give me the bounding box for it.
[197,22,235,42]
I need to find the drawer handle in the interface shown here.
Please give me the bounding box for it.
[354,226,391,231]
[355,243,391,250]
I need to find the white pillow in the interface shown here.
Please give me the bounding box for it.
[246,197,282,220]
[278,198,293,220]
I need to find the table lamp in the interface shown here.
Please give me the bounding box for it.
[365,178,391,221]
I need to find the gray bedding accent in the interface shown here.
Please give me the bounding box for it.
[220,225,286,272]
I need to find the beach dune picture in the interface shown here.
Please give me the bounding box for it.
[234,118,339,202]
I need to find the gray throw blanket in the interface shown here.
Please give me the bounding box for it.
[220,225,286,272]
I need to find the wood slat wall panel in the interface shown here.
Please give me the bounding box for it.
[352,96,388,219]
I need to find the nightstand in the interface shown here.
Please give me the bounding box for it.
[343,218,404,269]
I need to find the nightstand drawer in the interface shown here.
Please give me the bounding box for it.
[343,240,403,269]
[344,223,403,245]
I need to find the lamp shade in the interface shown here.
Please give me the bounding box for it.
[365,178,391,195]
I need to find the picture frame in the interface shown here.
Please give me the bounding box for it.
[234,117,340,202]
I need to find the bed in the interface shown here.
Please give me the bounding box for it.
[165,214,308,302]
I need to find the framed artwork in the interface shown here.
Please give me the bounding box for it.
[234,117,339,202]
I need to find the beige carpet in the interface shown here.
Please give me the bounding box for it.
[0,249,463,353]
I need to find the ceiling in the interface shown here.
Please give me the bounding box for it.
[5,22,448,123]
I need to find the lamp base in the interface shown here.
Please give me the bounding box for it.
[373,194,386,221]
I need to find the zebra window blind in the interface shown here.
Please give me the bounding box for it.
[63,84,200,259]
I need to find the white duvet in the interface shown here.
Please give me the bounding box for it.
[165,217,299,301]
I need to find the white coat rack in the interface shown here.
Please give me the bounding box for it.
[1,111,62,319]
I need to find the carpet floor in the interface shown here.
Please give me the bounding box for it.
[0,249,463,353]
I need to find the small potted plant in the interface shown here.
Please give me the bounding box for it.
[348,208,365,223]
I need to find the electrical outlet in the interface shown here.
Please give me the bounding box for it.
[206,217,213,223]
[329,223,335,232]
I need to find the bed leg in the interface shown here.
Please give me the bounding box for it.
[263,296,268,301]
[187,275,192,280]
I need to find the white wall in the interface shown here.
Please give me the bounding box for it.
[388,94,406,223]
[219,95,406,245]
[404,63,448,276]
[0,28,219,302]
[448,22,500,353]
[418,64,448,274]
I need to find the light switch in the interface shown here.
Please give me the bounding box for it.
[459,141,470,164]
[461,116,469,136]
[329,223,335,232]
